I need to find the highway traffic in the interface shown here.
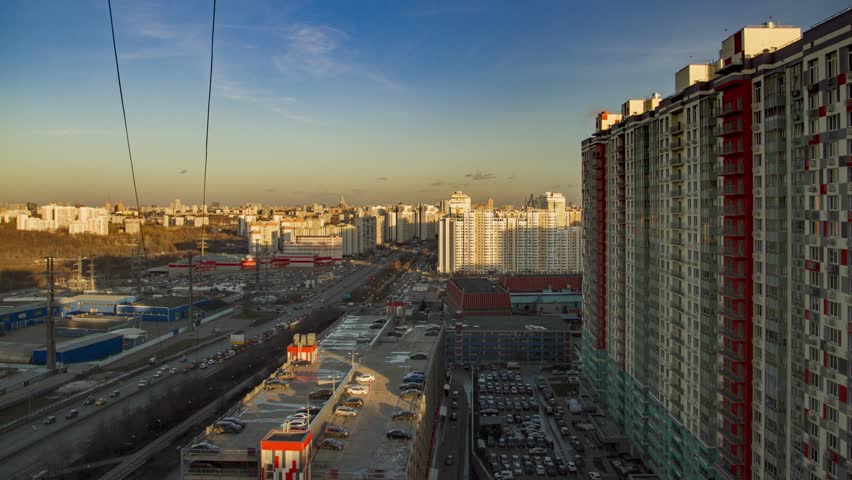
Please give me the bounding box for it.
[0,255,397,480]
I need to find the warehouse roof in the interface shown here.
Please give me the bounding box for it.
[451,278,505,294]
[33,332,123,352]
[498,275,582,293]
[133,296,190,308]
[452,315,576,331]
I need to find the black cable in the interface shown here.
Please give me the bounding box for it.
[196,0,217,363]
[200,0,216,259]
[107,0,146,259]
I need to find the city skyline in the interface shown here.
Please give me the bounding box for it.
[2,0,844,206]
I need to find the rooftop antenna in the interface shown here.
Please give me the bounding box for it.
[88,256,96,292]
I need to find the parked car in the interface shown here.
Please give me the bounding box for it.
[43,416,56,425]
[401,389,422,399]
[425,330,439,336]
[83,396,95,406]
[355,373,375,383]
[323,425,349,438]
[211,422,242,434]
[334,406,358,417]
[409,352,428,360]
[309,389,334,400]
[392,410,416,421]
[385,429,413,440]
[109,390,120,398]
[345,385,368,395]
[297,406,322,415]
[450,412,458,421]
[64,410,79,420]
[318,438,344,450]
[189,442,220,453]
[343,397,365,408]
[399,382,423,391]
[221,417,246,428]
[445,455,454,465]
[588,473,602,480]
[95,398,107,406]
[265,379,289,390]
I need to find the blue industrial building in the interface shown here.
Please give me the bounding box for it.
[0,303,62,333]
[32,332,123,365]
[115,297,212,322]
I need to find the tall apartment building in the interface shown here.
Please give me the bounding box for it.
[565,225,583,273]
[438,205,573,275]
[581,10,852,480]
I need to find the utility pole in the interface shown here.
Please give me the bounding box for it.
[88,256,95,292]
[188,253,194,331]
[255,240,261,291]
[45,257,56,372]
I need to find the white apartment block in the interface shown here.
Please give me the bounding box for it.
[18,205,109,235]
[438,205,574,275]
[581,10,852,480]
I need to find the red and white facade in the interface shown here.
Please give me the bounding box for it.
[582,10,852,480]
[260,430,312,480]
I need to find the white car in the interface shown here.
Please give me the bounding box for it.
[334,406,358,417]
[355,374,375,383]
[345,385,369,395]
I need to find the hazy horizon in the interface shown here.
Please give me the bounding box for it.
[1,0,845,207]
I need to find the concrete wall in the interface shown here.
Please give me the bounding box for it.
[406,328,446,480]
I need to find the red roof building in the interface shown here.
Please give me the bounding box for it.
[497,275,582,293]
[446,278,511,317]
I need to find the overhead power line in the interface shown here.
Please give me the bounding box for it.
[200,0,217,258]
[107,0,146,258]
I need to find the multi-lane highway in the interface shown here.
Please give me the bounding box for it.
[0,255,396,479]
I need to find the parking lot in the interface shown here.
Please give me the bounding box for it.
[474,366,647,480]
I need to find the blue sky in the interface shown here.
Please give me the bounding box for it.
[0,0,846,207]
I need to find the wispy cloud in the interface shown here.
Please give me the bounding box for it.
[273,25,403,90]
[376,177,388,181]
[39,128,107,136]
[216,79,313,123]
[178,169,189,175]
[119,5,209,61]
[430,180,444,187]
[465,171,495,181]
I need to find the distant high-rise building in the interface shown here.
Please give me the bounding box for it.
[439,198,573,275]
[581,12,850,480]
[537,192,567,227]
[445,191,472,216]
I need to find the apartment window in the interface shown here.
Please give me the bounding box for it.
[811,246,821,260]
[811,372,821,389]
[807,59,818,84]
[828,353,840,372]
[809,270,820,286]
[828,300,839,318]
[808,396,819,411]
[826,52,837,78]
[808,345,819,362]
[808,119,818,134]
[824,141,837,158]
[828,195,839,211]
[754,132,762,145]
[825,407,837,423]
[808,92,819,110]
[829,273,839,290]
[828,114,840,131]
[754,81,762,100]
[828,431,839,450]
[753,110,762,125]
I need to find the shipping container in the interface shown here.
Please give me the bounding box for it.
[32,332,123,365]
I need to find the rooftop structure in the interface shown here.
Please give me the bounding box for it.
[445,278,511,317]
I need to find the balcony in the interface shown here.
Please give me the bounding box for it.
[723,204,745,216]
[670,219,684,230]
[723,286,744,299]
[671,156,684,166]
[719,407,744,428]
[720,161,744,176]
[720,427,744,446]
[718,101,744,117]
[720,386,745,404]
[723,224,745,237]
[670,268,685,280]
[722,183,744,196]
[670,171,685,182]
[671,139,685,150]
[719,121,744,136]
[671,188,685,198]
[670,122,684,134]
[721,366,745,383]
[720,143,744,156]
[723,325,745,341]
